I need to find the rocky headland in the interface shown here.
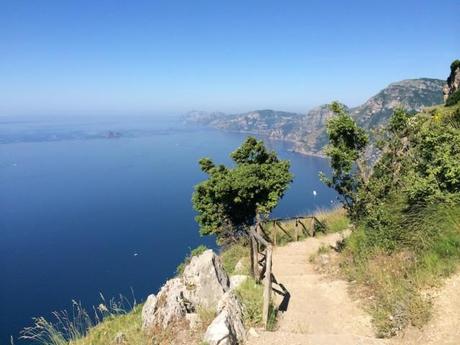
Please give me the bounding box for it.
[185,78,445,156]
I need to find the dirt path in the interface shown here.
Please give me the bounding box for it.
[247,231,389,345]
[246,232,460,345]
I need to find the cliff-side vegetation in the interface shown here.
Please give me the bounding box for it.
[446,89,460,106]
[322,101,460,337]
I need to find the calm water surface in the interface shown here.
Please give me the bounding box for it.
[0,116,337,343]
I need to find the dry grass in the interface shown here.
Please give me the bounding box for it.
[20,293,210,345]
[340,203,460,338]
[314,207,350,233]
[341,249,432,338]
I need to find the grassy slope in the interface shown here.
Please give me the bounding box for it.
[70,306,146,345]
[339,102,460,337]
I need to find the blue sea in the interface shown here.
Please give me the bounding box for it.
[0,116,337,344]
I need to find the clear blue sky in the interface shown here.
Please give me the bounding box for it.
[0,0,458,116]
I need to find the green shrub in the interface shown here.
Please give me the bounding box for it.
[446,89,460,107]
[450,59,460,73]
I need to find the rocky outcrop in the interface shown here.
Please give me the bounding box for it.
[203,292,247,345]
[182,249,230,309]
[142,278,189,331]
[142,250,232,333]
[351,78,445,128]
[141,294,158,331]
[443,60,460,101]
[141,249,247,344]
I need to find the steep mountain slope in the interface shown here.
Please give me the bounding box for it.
[352,78,445,128]
[185,78,445,155]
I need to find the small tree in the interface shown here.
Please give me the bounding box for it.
[320,102,368,218]
[192,137,292,274]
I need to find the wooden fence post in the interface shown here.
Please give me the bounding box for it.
[252,232,260,283]
[249,234,255,278]
[295,219,299,241]
[263,245,273,329]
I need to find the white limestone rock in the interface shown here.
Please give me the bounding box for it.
[203,291,246,345]
[182,249,230,309]
[141,294,157,331]
[141,278,189,332]
[185,312,200,330]
[142,249,231,334]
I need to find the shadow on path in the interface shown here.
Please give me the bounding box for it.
[273,283,290,312]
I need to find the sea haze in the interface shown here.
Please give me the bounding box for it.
[0,116,338,343]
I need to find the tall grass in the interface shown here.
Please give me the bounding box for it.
[342,202,460,337]
[235,277,264,327]
[20,294,139,345]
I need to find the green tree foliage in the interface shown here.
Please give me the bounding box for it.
[450,59,460,74]
[192,137,292,243]
[353,104,460,250]
[320,102,368,218]
[388,107,410,134]
[446,89,460,107]
[445,59,460,107]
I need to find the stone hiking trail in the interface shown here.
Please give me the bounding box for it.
[246,231,460,345]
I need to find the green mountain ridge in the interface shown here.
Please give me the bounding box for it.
[185,78,445,155]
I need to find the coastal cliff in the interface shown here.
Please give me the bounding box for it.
[185,78,445,155]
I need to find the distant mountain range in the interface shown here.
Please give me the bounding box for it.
[184,78,445,156]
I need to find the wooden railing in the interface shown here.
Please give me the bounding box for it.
[249,216,327,329]
[264,216,327,245]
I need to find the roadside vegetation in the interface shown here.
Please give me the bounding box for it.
[20,297,143,345]
[320,98,460,337]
